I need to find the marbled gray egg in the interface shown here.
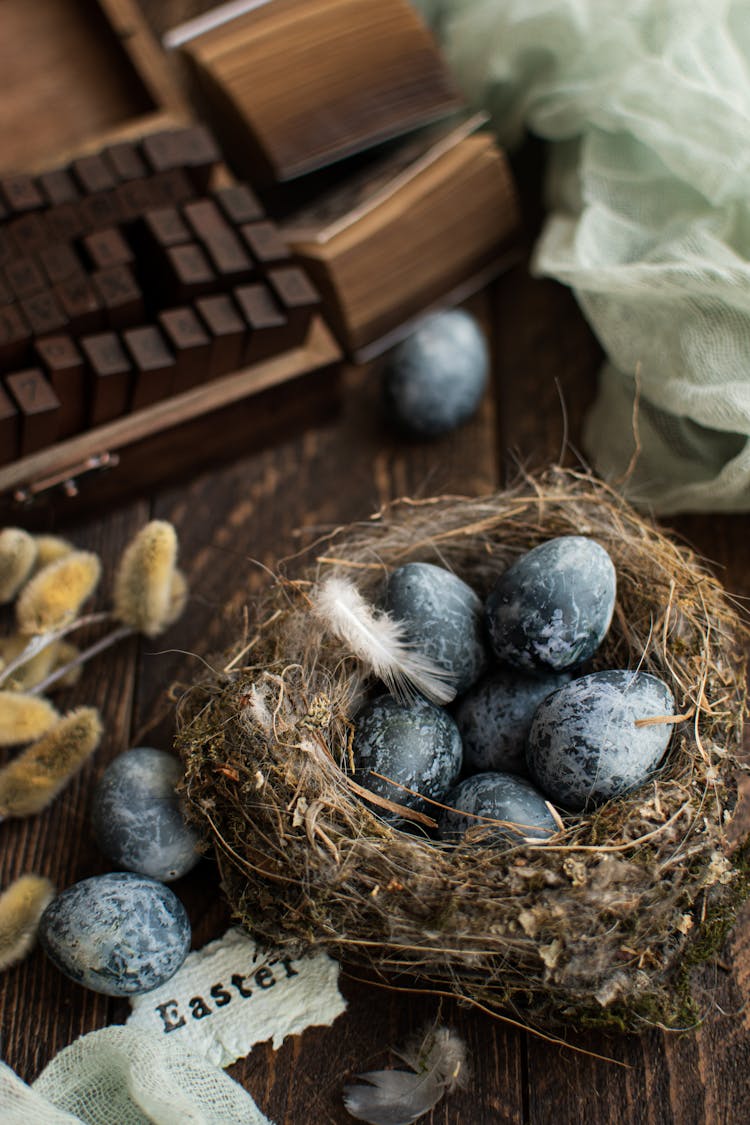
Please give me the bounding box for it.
[438,771,557,842]
[454,667,571,774]
[92,747,201,882]
[39,872,191,996]
[386,562,487,695]
[353,694,462,817]
[527,670,675,811]
[383,309,489,437]
[486,536,616,673]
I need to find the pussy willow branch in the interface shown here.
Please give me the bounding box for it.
[28,624,136,696]
[0,612,114,689]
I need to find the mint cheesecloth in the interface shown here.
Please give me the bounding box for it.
[417,0,750,513]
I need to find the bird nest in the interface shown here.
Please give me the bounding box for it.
[177,468,749,1033]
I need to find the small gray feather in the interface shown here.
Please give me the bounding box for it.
[343,1026,467,1125]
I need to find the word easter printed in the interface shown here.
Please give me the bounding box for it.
[127,927,346,1068]
[155,956,299,1032]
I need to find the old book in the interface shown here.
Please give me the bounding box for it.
[170,0,462,191]
[284,119,522,359]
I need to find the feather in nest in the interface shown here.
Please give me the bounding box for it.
[312,576,456,705]
[343,1025,468,1125]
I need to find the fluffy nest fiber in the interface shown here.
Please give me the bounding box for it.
[178,468,750,1033]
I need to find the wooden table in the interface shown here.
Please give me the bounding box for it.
[2,3,750,1121]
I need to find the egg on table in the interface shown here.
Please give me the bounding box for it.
[39,872,191,996]
[485,535,616,674]
[92,747,201,883]
[526,669,675,811]
[383,308,489,437]
[386,561,487,696]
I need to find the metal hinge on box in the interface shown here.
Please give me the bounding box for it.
[12,452,120,506]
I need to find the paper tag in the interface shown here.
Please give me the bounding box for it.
[127,928,346,1068]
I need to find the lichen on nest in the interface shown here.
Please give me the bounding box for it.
[176,467,749,1033]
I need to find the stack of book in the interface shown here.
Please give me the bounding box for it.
[169,0,522,358]
[285,117,520,359]
[172,0,463,190]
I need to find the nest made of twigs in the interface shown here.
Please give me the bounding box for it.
[178,468,750,1033]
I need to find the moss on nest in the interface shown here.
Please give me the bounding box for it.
[176,468,749,1033]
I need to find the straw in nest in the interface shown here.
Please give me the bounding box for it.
[178,468,749,1033]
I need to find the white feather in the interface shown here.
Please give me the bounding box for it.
[248,683,272,733]
[312,576,456,705]
[343,1026,467,1125]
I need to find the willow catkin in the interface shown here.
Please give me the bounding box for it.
[33,534,73,572]
[16,551,102,635]
[0,707,102,817]
[51,641,82,689]
[0,634,60,692]
[113,521,179,637]
[165,568,189,628]
[0,874,55,970]
[0,692,59,746]
[0,528,37,604]
[1,639,84,693]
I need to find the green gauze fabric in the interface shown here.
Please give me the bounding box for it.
[0,1026,273,1125]
[416,0,750,513]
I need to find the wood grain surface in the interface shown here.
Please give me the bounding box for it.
[1,3,750,1122]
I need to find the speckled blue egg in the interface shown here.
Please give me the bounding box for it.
[438,772,557,842]
[455,668,571,774]
[39,872,191,996]
[383,309,489,437]
[353,694,462,817]
[526,670,675,811]
[92,747,201,882]
[386,562,487,696]
[486,536,616,673]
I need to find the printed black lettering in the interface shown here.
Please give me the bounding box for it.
[155,1000,186,1033]
[210,982,232,1007]
[189,995,212,1019]
[230,972,253,998]
[254,966,276,990]
[279,958,299,979]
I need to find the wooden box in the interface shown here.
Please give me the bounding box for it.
[0,0,341,523]
[0,0,188,170]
